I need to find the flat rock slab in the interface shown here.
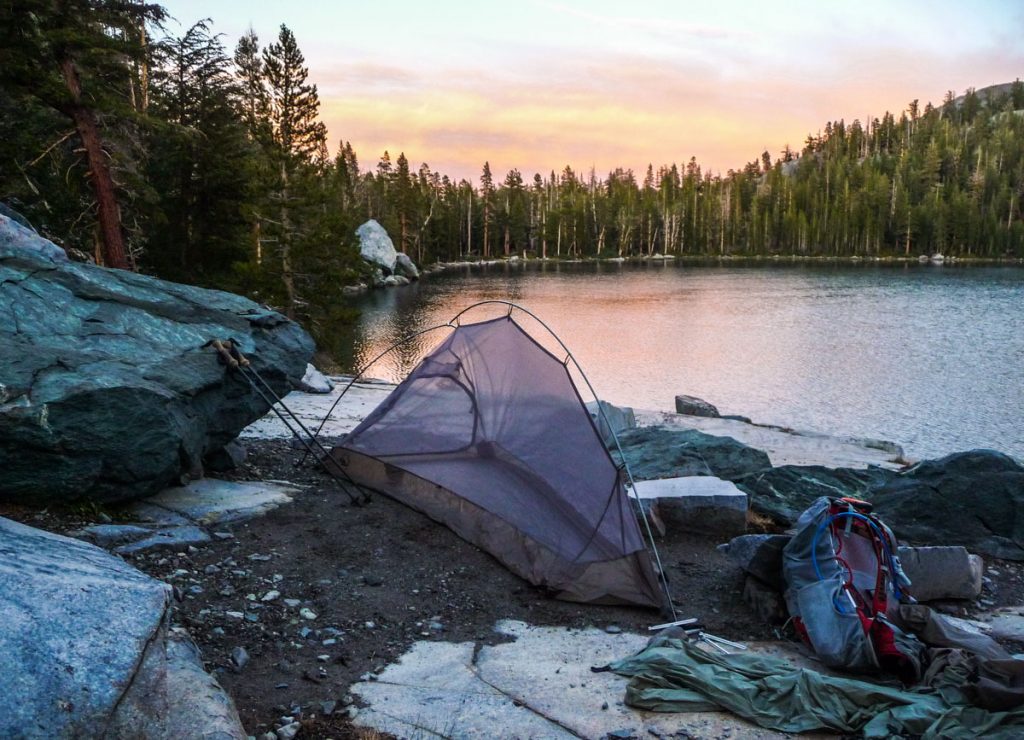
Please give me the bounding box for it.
[899,546,983,601]
[74,478,299,554]
[352,619,817,739]
[635,409,906,470]
[976,607,1024,642]
[140,478,300,526]
[633,476,748,535]
[242,376,395,440]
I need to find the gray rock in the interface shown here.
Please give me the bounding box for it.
[115,525,211,554]
[0,516,245,738]
[137,478,299,526]
[356,219,397,272]
[0,228,313,505]
[276,721,301,740]
[382,274,410,287]
[164,630,247,739]
[615,426,770,481]
[394,252,420,279]
[75,523,155,548]
[633,476,748,536]
[898,546,984,601]
[674,394,720,417]
[871,450,1024,559]
[719,534,791,591]
[0,202,33,229]
[204,440,248,473]
[742,575,788,624]
[0,212,67,262]
[586,400,637,447]
[734,465,896,525]
[295,363,334,394]
[230,646,250,671]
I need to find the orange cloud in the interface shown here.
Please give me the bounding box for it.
[315,38,1024,183]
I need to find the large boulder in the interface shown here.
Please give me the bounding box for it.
[394,252,420,279]
[0,516,245,738]
[0,217,314,504]
[674,394,720,417]
[871,449,1024,559]
[735,465,896,525]
[615,426,771,481]
[586,400,636,447]
[719,533,791,591]
[356,219,397,272]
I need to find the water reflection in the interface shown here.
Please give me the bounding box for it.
[338,261,1024,460]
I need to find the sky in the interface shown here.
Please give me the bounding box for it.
[161,0,1024,183]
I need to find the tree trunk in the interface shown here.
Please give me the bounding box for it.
[59,58,130,270]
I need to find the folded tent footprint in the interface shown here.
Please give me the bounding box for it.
[330,313,666,609]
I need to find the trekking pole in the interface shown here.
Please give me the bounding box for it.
[209,339,368,504]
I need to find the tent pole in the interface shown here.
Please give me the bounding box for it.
[300,322,456,466]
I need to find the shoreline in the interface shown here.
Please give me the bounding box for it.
[6,382,1024,738]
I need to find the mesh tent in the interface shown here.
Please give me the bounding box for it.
[330,315,665,609]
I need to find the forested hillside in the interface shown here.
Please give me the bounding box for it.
[2,3,1022,326]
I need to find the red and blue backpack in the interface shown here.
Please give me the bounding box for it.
[782,496,923,683]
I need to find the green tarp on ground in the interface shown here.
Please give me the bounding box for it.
[609,634,1024,739]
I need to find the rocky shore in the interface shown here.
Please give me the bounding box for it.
[7,374,1024,739]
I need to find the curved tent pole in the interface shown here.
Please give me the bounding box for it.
[300,321,456,465]
[305,299,675,616]
[447,300,677,618]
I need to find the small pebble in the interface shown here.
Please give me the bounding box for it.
[300,608,318,620]
[230,646,249,671]
[284,599,301,608]
[605,625,622,634]
[225,611,244,620]
[275,721,301,740]
[262,590,281,602]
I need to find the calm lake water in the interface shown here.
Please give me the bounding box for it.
[338,261,1024,461]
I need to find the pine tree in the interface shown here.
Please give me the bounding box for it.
[261,24,327,315]
[0,0,166,267]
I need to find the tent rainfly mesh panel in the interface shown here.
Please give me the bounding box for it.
[330,315,665,608]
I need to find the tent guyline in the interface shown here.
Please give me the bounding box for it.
[207,339,368,505]
[306,301,677,616]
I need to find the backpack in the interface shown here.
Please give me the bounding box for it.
[782,496,924,683]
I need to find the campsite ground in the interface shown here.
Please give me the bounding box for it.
[2,436,777,739]
[7,439,1024,738]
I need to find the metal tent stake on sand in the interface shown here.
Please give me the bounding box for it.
[283,301,677,619]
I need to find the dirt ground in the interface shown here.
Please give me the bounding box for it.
[7,437,1024,739]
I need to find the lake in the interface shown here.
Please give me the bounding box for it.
[337,260,1024,461]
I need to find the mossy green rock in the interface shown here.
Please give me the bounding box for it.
[615,426,771,481]
[0,215,313,504]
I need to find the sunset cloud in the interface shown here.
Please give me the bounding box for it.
[163,0,1024,183]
